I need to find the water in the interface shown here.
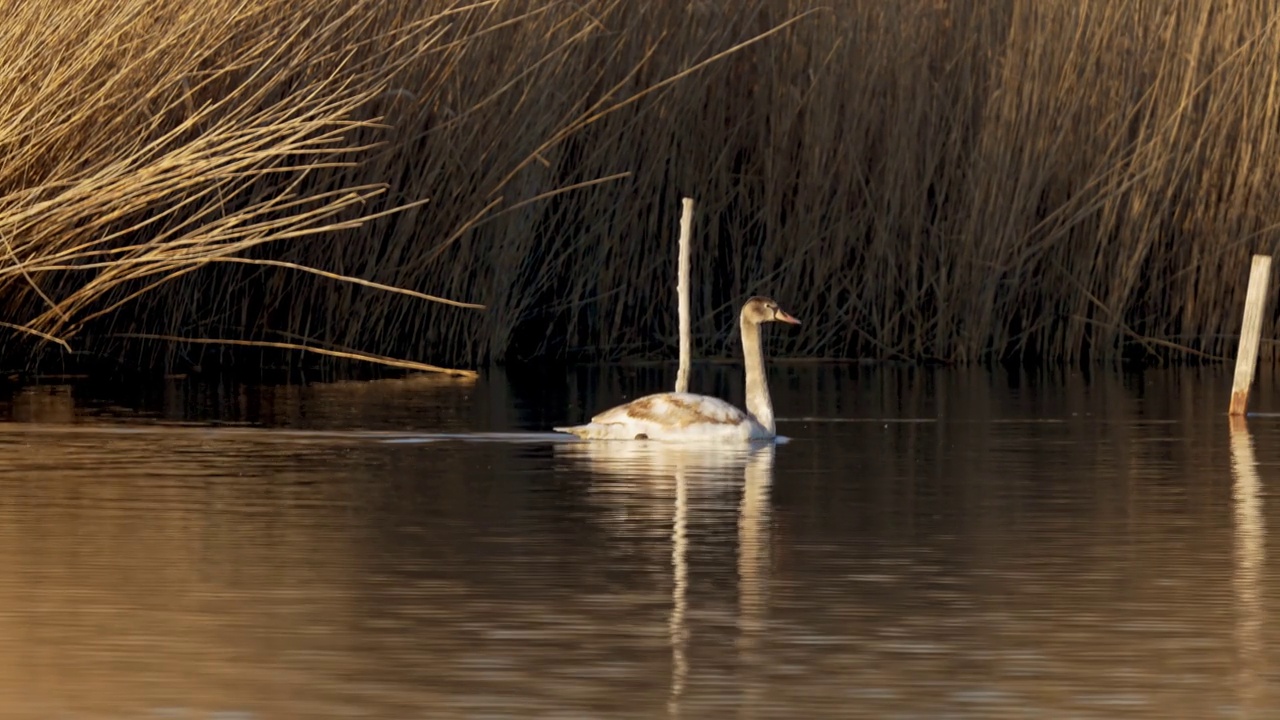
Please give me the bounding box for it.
[0,365,1278,718]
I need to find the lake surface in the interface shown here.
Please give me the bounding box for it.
[0,364,1278,718]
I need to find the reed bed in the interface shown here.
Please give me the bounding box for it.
[4,0,1280,375]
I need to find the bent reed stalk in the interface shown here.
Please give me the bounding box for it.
[4,0,1280,377]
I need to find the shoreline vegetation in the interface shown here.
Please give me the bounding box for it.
[4,0,1280,381]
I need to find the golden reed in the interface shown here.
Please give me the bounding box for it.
[0,0,1276,374]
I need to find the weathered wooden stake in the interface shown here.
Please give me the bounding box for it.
[674,197,694,394]
[1230,254,1273,416]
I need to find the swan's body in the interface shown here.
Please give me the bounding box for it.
[557,391,768,441]
[554,296,800,442]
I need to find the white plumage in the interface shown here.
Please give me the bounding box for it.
[554,391,768,441]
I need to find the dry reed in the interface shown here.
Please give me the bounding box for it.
[4,0,1280,375]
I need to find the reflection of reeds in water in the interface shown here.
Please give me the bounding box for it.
[0,428,371,718]
[0,375,482,432]
[248,374,481,430]
[1228,416,1266,713]
[10,385,75,424]
[556,441,775,718]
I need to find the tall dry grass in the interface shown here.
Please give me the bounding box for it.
[4,0,1280,374]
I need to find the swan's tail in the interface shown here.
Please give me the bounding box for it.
[553,423,632,440]
[553,424,585,437]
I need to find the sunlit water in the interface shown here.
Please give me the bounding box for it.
[1,365,1279,718]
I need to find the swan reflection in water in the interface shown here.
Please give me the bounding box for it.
[555,440,775,717]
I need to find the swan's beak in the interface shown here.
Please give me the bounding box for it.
[775,309,801,325]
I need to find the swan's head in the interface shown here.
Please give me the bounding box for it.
[742,296,801,326]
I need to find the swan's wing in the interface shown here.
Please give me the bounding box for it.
[591,392,748,428]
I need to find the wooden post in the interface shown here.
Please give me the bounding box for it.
[1230,254,1273,416]
[674,197,694,394]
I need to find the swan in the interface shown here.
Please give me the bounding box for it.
[554,296,800,442]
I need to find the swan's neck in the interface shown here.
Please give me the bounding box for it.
[740,318,774,434]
